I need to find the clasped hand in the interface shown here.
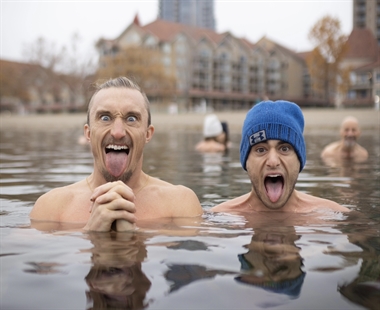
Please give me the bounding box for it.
[83,181,136,232]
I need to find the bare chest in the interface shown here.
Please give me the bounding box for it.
[59,193,92,223]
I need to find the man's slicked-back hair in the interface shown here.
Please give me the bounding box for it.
[86,76,151,126]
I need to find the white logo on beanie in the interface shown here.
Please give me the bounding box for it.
[249,130,266,145]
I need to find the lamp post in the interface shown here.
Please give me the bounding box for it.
[374,95,379,110]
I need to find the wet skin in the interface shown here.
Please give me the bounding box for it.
[85,87,154,184]
[246,140,300,211]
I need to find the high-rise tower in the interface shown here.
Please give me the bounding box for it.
[158,0,216,30]
[353,0,380,45]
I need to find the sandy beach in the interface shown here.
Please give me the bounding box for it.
[1,108,379,134]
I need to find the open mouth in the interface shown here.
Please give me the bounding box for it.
[264,174,284,203]
[105,144,130,177]
[105,145,130,155]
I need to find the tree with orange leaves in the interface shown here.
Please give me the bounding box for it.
[96,46,177,105]
[306,15,351,107]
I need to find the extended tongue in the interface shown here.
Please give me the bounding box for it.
[265,178,283,203]
[105,152,128,177]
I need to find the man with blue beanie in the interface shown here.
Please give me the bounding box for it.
[212,100,349,213]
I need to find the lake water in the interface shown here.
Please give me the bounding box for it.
[1,125,379,310]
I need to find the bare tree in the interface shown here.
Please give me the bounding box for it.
[21,34,97,111]
[22,37,66,72]
[22,33,96,76]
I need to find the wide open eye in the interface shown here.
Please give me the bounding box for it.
[100,115,111,122]
[126,116,137,122]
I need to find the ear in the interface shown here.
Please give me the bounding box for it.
[145,125,155,143]
[84,124,91,141]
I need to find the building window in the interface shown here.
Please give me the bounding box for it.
[200,48,211,58]
[348,90,356,99]
[175,38,187,55]
[350,72,356,84]
[163,55,171,66]
[162,43,171,54]
[358,73,368,83]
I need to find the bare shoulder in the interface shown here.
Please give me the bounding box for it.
[321,141,339,158]
[195,141,225,152]
[195,141,205,151]
[356,144,369,159]
[210,195,249,213]
[30,182,84,221]
[297,191,350,212]
[145,177,202,216]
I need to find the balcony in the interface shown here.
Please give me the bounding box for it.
[343,98,374,107]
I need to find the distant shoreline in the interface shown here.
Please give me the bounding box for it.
[1,108,379,134]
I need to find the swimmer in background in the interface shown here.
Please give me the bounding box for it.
[195,114,230,153]
[321,116,368,164]
[221,121,232,150]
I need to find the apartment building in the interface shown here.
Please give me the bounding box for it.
[96,16,308,111]
[353,0,380,45]
[343,27,380,107]
[350,0,380,107]
[4,5,378,114]
[0,59,86,114]
[158,0,216,31]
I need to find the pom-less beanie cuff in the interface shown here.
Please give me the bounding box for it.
[240,101,306,172]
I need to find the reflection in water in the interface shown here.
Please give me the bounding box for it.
[331,225,380,310]
[160,236,236,293]
[320,158,370,209]
[0,129,379,309]
[24,262,67,275]
[85,233,151,310]
[160,225,307,305]
[165,264,234,293]
[197,151,232,201]
[307,134,379,218]
[339,259,380,310]
[166,240,209,251]
[235,226,305,300]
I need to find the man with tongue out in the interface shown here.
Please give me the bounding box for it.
[30,77,202,231]
[211,100,350,214]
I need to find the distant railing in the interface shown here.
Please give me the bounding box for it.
[343,98,374,107]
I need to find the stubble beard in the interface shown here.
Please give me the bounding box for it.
[102,169,133,184]
[343,137,356,149]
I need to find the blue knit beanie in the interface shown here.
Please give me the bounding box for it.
[240,100,306,172]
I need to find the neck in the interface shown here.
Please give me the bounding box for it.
[90,165,145,191]
[247,190,298,212]
[340,141,357,157]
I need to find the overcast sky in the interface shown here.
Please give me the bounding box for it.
[1,0,353,62]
